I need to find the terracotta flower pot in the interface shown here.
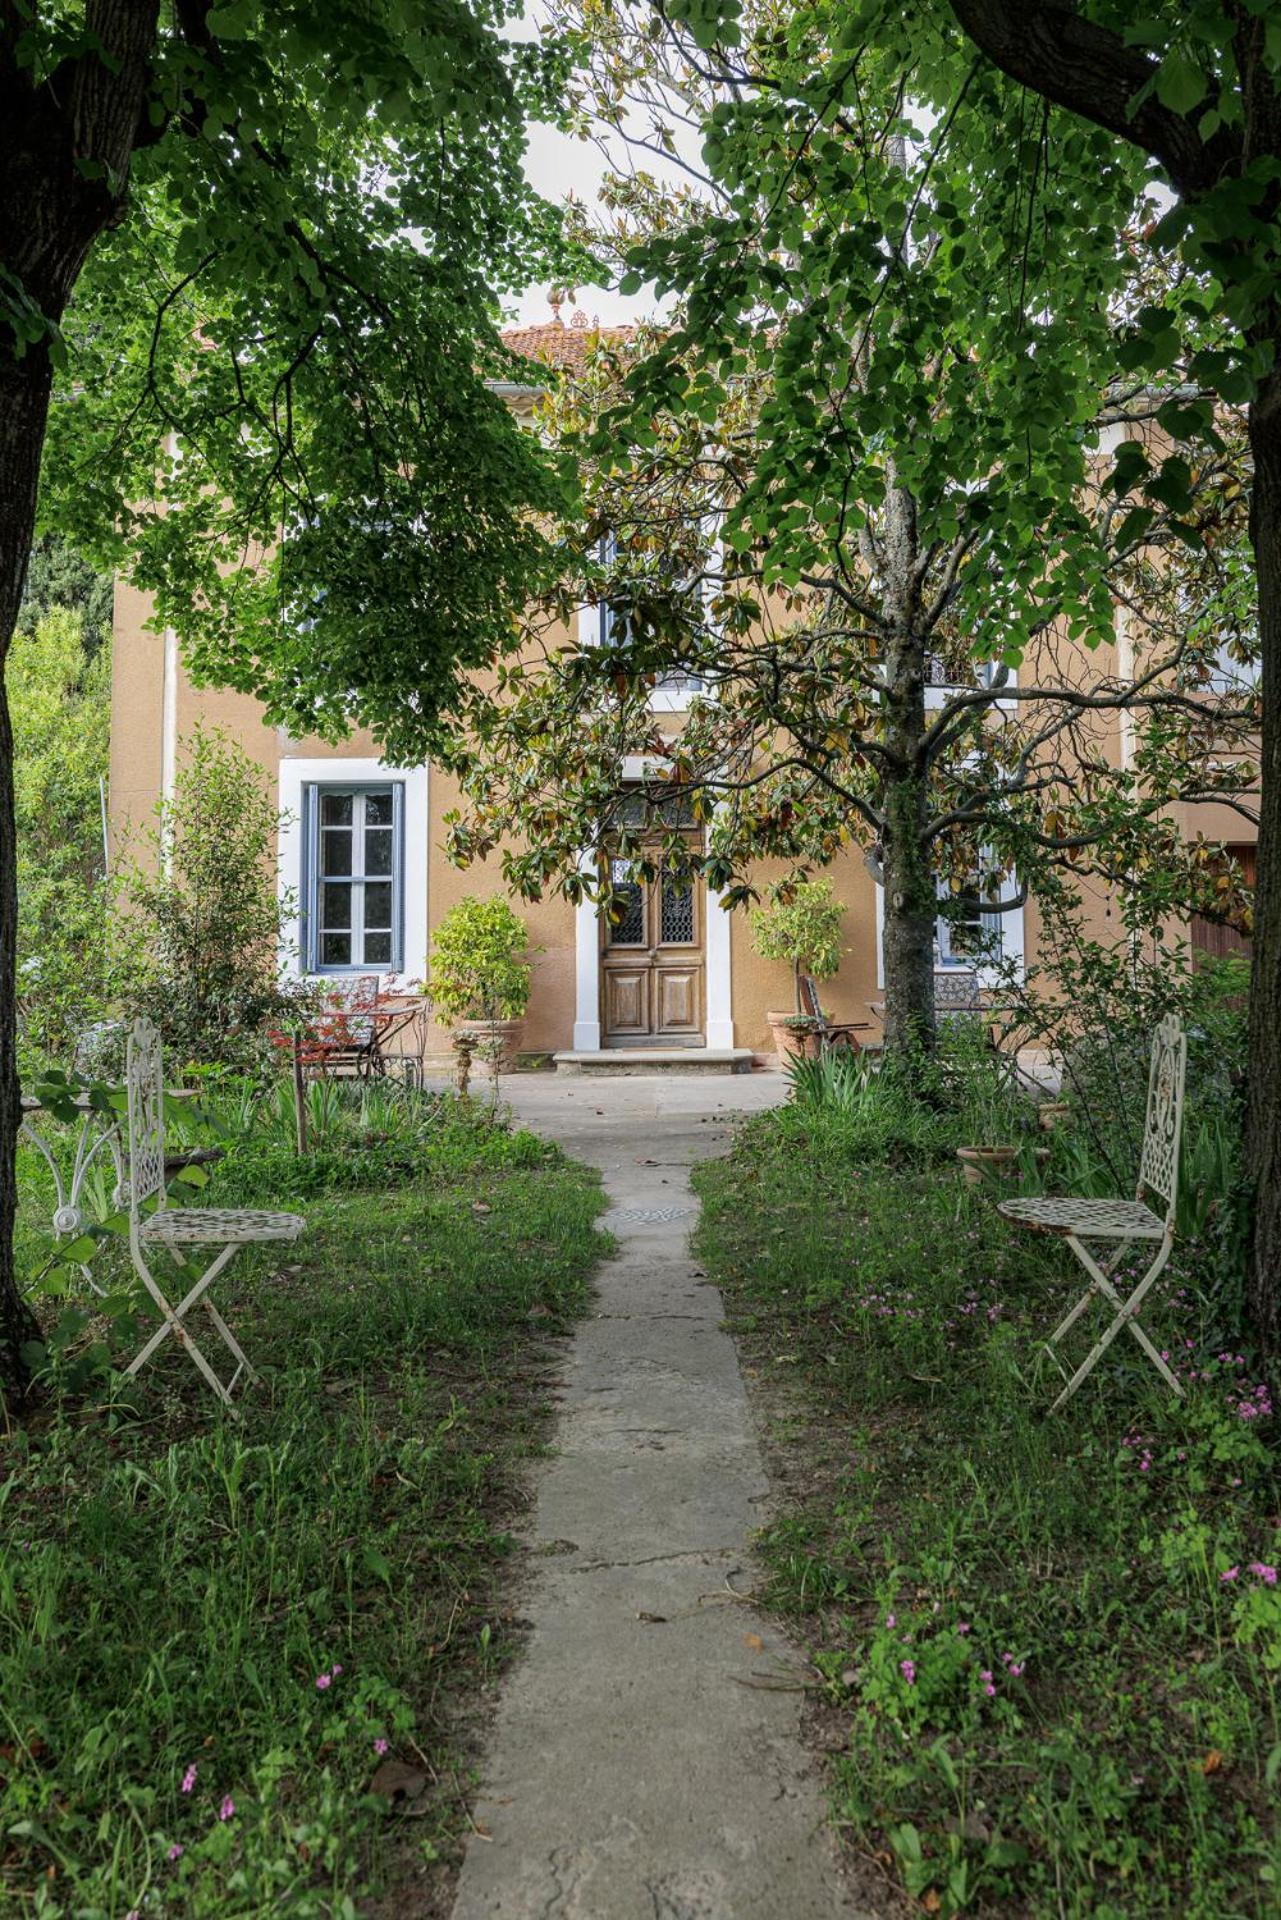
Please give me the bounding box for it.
[1038,1100,1072,1132]
[956,1145,1050,1186]
[956,1145,1019,1187]
[767,1012,819,1067]
[455,1017,524,1075]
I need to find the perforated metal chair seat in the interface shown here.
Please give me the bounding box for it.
[141,1207,305,1245]
[998,1195,1166,1240]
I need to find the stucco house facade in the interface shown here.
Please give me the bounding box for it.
[107,316,1257,1067]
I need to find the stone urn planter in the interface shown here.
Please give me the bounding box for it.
[767,1012,820,1067]
[956,1145,1050,1187]
[456,1017,524,1076]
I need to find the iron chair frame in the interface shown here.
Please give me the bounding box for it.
[998,1014,1187,1413]
[124,1019,304,1407]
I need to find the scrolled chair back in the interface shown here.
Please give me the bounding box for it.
[1137,1014,1187,1223]
[125,1018,167,1214]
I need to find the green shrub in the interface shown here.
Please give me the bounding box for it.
[119,726,301,1071]
[11,609,119,1062]
[428,895,532,1024]
[751,878,847,1013]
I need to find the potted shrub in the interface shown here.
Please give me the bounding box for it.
[751,880,847,1066]
[428,896,533,1074]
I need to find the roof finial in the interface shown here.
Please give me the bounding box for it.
[548,287,565,325]
[570,308,589,329]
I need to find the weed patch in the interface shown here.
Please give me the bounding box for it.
[3,1094,604,1916]
[694,1107,1279,1918]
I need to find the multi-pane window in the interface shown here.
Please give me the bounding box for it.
[596,534,706,696]
[303,785,404,972]
[936,860,1005,968]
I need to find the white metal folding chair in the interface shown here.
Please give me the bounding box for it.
[125,1019,305,1407]
[998,1015,1187,1413]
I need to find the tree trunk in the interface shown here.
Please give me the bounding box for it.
[880,772,938,1052]
[0,353,54,1399]
[0,3,163,1405]
[1244,372,1281,1364]
[878,468,937,1054]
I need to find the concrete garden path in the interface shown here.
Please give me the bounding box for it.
[450,1071,863,1920]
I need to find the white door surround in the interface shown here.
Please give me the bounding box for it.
[574,876,734,1050]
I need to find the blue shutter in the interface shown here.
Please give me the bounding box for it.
[300,783,320,973]
[391,781,406,974]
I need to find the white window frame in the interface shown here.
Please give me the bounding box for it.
[874,859,1025,990]
[582,532,713,714]
[303,783,404,974]
[278,757,428,988]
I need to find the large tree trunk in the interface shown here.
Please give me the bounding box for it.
[880,771,938,1052]
[1244,373,1281,1363]
[0,2,162,1403]
[0,354,54,1398]
[878,470,937,1053]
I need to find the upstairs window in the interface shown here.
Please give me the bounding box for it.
[302,784,404,973]
[595,534,705,698]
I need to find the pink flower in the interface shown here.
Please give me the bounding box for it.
[315,1673,331,1690]
[885,1613,896,1628]
[900,1659,916,1685]
[331,1663,343,1676]
[956,1622,971,1635]
[1220,1567,1240,1582]
[1248,1562,1278,1586]
[168,1844,184,1863]
[980,1668,996,1697]
[181,1763,197,1794]
[219,1796,235,1822]
[374,1736,389,1756]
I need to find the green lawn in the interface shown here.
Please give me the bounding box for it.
[2,1094,605,1917]
[694,1102,1280,1920]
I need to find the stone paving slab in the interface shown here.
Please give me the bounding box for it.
[449,1073,864,1920]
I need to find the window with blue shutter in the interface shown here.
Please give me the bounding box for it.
[301,782,405,973]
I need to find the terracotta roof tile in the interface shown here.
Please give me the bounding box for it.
[500,317,636,377]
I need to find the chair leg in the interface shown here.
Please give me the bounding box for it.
[125,1242,244,1405]
[203,1295,259,1386]
[1049,1235,1181,1412]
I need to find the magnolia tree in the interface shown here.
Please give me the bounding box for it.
[0,2,580,1399]
[443,3,1257,1056]
[640,0,1281,1486]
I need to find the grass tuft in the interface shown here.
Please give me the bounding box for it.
[694,1104,1280,1918]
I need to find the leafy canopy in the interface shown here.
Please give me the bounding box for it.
[20,0,589,762]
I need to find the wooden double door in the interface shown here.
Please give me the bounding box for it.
[601,849,704,1046]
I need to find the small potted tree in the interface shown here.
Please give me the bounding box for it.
[428,896,533,1076]
[752,880,847,1066]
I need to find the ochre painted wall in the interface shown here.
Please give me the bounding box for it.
[109,575,1259,1064]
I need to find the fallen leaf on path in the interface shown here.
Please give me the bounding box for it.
[743,1632,764,1652]
[637,1610,668,1624]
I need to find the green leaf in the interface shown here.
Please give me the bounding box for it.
[1155,56,1209,116]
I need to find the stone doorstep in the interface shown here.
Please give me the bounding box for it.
[552,1048,757,1075]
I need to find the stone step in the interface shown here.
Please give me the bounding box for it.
[552,1048,757,1076]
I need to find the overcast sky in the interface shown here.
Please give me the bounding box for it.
[505,4,686,328]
